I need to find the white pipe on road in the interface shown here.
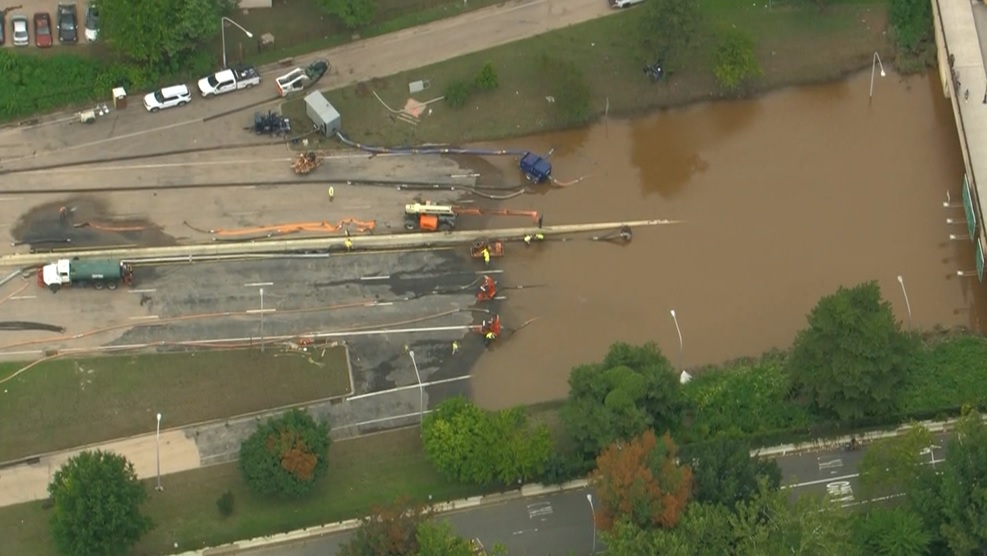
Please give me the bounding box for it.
[0,219,678,268]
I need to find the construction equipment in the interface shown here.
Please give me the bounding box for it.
[519,152,552,183]
[404,202,541,232]
[480,315,502,345]
[470,240,503,260]
[252,111,291,136]
[292,151,322,175]
[476,275,497,302]
[37,258,134,292]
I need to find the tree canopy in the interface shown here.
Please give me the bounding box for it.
[339,498,430,556]
[422,397,552,485]
[316,0,377,30]
[853,507,932,556]
[98,0,233,69]
[602,503,734,556]
[238,409,331,498]
[590,429,692,531]
[637,0,704,66]
[563,342,685,457]
[680,437,781,509]
[48,450,153,556]
[934,411,987,554]
[787,281,918,420]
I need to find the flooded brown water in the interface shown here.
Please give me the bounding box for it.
[470,70,986,409]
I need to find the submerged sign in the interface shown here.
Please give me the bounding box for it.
[963,174,978,241]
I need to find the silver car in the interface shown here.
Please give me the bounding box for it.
[11,15,29,46]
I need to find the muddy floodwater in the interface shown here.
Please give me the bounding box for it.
[469,70,985,409]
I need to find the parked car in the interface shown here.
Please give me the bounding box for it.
[57,3,78,43]
[609,0,644,7]
[143,85,192,112]
[0,13,6,45]
[11,15,29,47]
[197,65,261,97]
[84,4,98,42]
[34,13,53,48]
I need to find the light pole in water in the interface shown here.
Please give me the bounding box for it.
[870,52,886,101]
[670,310,683,372]
[897,275,912,330]
[155,413,164,492]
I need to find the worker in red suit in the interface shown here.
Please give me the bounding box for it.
[477,275,497,301]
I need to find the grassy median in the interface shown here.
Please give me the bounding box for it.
[0,345,351,462]
[0,427,491,556]
[284,0,889,147]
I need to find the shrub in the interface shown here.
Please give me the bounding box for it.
[889,0,935,72]
[474,62,499,91]
[216,490,235,517]
[444,80,473,109]
[0,51,106,121]
[712,27,762,92]
[238,409,331,499]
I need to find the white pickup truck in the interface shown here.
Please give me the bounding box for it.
[197,65,261,97]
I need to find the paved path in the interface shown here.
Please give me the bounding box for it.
[0,0,614,168]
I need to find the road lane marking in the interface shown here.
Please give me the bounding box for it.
[0,197,25,201]
[346,375,471,401]
[9,295,36,300]
[475,270,504,275]
[245,309,276,314]
[817,457,844,473]
[527,502,553,519]
[826,480,855,504]
[784,472,859,489]
[361,275,391,280]
[512,529,539,536]
[129,315,159,320]
[368,302,394,307]
[244,282,273,287]
[129,289,157,294]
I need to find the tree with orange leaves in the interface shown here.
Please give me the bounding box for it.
[590,429,692,531]
[239,409,331,498]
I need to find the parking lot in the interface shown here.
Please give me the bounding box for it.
[2,0,93,48]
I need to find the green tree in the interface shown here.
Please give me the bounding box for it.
[415,520,477,556]
[539,55,593,125]
[238,409,331,498]
[712,27,762,92]
[590,430,692,531]
[889,0,933,57]
[339,498,429,556]
[854,507,932,556]
[680,437,781,509]
[857,425,935,500]
[474,62,499,91]
[563,342,684,457]
[638,0,704,66]
[423,398,551,485]
[730,480,860,556]
[99,0,231,69]
[317,0,377,30]
[787,281,918,420]
[936,411,987,555]
[48,450,152,556]
[603,502,735,556]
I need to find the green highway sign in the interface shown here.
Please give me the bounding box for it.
[963,174,977,241]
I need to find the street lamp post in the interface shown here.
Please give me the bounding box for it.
[259,288,265,353]
[408,350,424,428]
[669,310,684,372]
[155,413,164,491]
[870,52,886,101]
[586,493,597,554]
[896,275,912,330]
[221,17,254,69]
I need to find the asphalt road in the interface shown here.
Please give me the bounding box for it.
[241,438,953,556]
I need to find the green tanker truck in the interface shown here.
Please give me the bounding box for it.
[37,258,134,292]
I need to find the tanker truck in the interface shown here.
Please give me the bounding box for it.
[37,258,134,292]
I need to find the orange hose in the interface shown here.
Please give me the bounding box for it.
[204,218,377,237]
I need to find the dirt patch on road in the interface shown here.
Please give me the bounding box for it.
[11,197,178,251]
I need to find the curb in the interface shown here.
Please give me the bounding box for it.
[170,418,969,555]
[172,479,591,555]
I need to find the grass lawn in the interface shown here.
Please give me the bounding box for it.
[214,0,506,67]
[0,345,351,462]
[283,0,889,147]
[0,427,492,556]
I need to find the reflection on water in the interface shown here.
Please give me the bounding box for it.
[468,70,983,409]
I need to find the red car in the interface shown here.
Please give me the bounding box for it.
[34,12,52,48]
